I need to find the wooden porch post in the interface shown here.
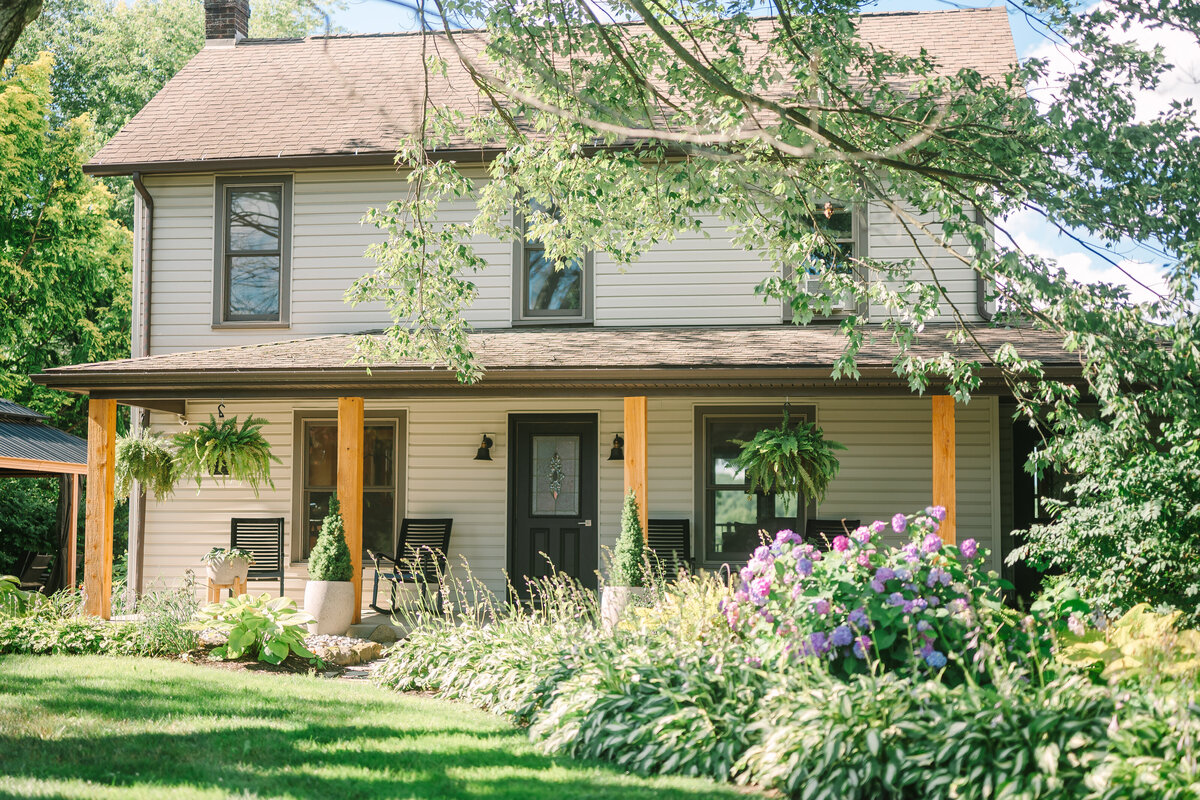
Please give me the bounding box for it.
[932,395,956,544]
[84,398,117,618]
[337,397,364,624]
[623,396,649,540]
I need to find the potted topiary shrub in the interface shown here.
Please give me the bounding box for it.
[733,409,846,520]
[600,490,653,630]
[114,430,178,501]
[201,547,255,585]
[303,497,356,635]
[173,414,280,495]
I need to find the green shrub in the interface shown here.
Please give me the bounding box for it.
[0,614,142,656]
[190,593,316,665]
[1060,603,1200,685]
[308,497,352,582]
[611,490,649,587]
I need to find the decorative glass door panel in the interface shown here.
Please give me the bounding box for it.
[530,435,581,516]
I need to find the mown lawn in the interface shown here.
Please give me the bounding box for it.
[0,655,753,800]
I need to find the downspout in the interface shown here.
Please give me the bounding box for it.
[128,172,154,597]
[974,204,994,322]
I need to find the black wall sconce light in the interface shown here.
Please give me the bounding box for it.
[474,434,494,461]
[607,433,625,461]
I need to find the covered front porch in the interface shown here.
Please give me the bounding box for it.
[31,325,1073,620]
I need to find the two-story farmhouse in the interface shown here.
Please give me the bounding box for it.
[35,1,1074,618]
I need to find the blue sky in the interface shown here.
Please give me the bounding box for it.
[328,1,1193,302]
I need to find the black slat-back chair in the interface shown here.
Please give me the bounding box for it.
[367,518,453,615]
[805,518,861,550]
[16,552,54,593]
[230,517,285,596]
[646,519,694,583]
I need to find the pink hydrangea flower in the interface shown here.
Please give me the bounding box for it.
[891,513,908,533]
[832,535,850,552]
[960,538,978,559]
[870,520,887,535]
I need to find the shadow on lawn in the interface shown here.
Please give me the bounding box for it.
[0,659,746,800]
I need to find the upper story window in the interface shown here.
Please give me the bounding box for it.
[213,176,292,326]
[513,199,593,323]
[783,202,866,322]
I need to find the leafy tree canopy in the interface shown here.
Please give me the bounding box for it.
[350,0,1199,615]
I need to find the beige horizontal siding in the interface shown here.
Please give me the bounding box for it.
[142,394,999,600]
[143,170,986,355]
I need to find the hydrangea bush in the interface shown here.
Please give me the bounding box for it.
[723,507,1038,681]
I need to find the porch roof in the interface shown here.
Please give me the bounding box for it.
[0,399,88,476]
[32,325,1078,407]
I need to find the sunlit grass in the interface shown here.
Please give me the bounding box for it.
[0,655,753,800]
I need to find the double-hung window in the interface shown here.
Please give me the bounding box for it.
[694,405,817,565]
[782,201,866,321]
[513,199,592,322]
[214,176,292,325]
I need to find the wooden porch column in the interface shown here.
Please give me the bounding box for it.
[932,395,956,544]
[623,396,649,540]
[337,397,365,624]
[84,399,117,618]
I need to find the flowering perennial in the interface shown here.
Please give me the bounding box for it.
[721,507,1013,679]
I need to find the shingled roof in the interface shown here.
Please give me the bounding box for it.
[86,7,1018,175]
[33,324,1077,402]
[0,399,87,474]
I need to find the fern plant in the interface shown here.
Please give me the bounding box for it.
[172,415,280,495]
[732,411,846,507]
[114,430,178,501]
[612,491,650,587]
[309,498,353,582]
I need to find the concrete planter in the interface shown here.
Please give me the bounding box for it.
[304,580,355,635]
[205,557,250,585]
[600,586,652,630]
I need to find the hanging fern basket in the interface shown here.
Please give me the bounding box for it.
[732,410,847,509]
[114,430,178,502]
[173,414,281,496]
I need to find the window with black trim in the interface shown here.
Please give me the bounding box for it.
[292,411,405,561]
[513,199,592,322]
[782,201,866,322]
[694,405,817,564]
[214,176,292,325]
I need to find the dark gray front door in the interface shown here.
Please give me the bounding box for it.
[508,414,598,595]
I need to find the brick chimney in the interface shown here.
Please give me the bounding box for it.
[204,0,250,44]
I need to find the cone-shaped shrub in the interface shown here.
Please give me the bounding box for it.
[309,497,353,582]
[612,490,649,587]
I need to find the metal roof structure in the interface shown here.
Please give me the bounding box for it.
[0,400,87,476]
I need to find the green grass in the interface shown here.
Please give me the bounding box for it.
[0,655,754,800]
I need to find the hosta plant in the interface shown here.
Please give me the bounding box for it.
[189,593,317,665]
[173,415,280,495]
[722,508,1045,682]
[1060,603,1200,685]
[0,574,41,618]
[114,430,178,501]
[200,547,255,566]
[732,411,846,506]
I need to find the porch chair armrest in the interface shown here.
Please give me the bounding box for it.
[366,550,398,572]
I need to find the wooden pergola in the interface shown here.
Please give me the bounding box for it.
[0,399,86,591]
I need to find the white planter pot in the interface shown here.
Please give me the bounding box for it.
[600,586,652,630]
[206,558,250,585]
[304,580,356,635]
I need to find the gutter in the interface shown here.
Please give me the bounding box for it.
[131,172,154,358]
[975,204,994,322]
[129,172,154,597]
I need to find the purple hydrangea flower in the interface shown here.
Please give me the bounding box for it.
[870,520,887,535]
[813,598,832,615]
[924,650,948,669]
[749,576,772,605]
[927,595,940,608]
[739,566,755,584]
[912,597,928,611]
[869,578,886,593]
[916,620,932,632]
[875,567,896,582]
[753,545,771,562]
[810,631,830,654]
[960,538,978,559]
[927,505,948,522]
[831,625,854,647]
[849,607,869,628]
[796,557,813,577]
[901,543,921,563]
[852,635,871,659]
[894,567,911,582]
[832,535,850,552]
[775,529,802,546]
[923,533,943,554]
[887,592,905,607]
[926,568,945,588]
[891,513,908,533]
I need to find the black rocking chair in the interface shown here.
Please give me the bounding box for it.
[367,518,453,615]
[647,519,694,583]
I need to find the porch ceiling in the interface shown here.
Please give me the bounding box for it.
[31,324,1080,402]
